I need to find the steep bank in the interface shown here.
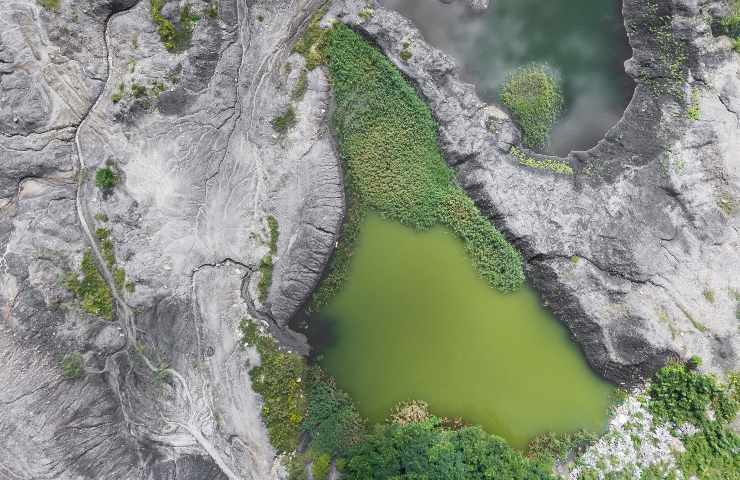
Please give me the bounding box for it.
[324,0,740,385]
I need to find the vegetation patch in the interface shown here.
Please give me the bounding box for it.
[718,0,740,52]
[343,418,554,479]
[272,106,297,133]
[95,167,117,190]
[65,250,113,320]
[310,24,523,310]
[150,0,199,52]
[37,0,60,11]
[60,352,84,379]
[240,319,307,453]
[510,146,573,175]
[291,70,309,101]
[500,63,563,150]
[292,7,329,70]
[642,8,688,99]
[256,217,279,303]
[207,0,218,19]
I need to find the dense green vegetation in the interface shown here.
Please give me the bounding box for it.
[60,352,84,379]
[526,430,598,468]
[343,419,554,479]
[240,319,307,453]
[150,0,199,52]
[647,363,739,479]
[257,217,279,302]
[65,250,113,320]
[310,24,523,310]
[500,64,563,150]
[95,167,116,190]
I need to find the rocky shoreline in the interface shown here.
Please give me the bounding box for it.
[326,0,739,385]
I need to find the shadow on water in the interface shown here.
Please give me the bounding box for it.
[382,0,634,155]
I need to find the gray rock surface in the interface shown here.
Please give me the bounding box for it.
[1,0,341,478]
[330,0,739,384]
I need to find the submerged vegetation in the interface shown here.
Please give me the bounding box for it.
[309,24,523,310]
[500,64,563,150]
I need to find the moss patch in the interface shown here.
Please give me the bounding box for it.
[500,64,564,150]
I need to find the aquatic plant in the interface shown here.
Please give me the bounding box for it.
[500,63,564,150]
[310,24,523,310]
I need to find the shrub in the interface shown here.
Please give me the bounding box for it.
[61,352,84,379]
[311,453,331,480]
[95,167,116,190]
[257,255,273,302]
[303,368,366,456]
[292,8,329,70]
[240,319,307,453]
[266,216,279,254]
[526,430,598,467]
[500,63,564,150]
[311,24,523,310]
[343,419,554,479]
[150,0,198,51]
[65,250,113,320]
[272,106,297,133]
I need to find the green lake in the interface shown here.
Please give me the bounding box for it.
[384,0,632,155]
[312,214,613,449]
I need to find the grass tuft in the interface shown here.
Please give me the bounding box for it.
[500,64,563,150]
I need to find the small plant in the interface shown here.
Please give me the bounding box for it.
[94,212,109,222]
[570,255,581,265]
[687,86,700,120]
[500,63,564,150]
[113,267,126,290]
[207,0,218,19]
[399,48,412,62]
[687,355,702,369]
[257,14,264,22]
[718,193,734,215]
[703,288,715,303]
[272,106,297,133]
[65,250,114,320]
[358,8,374,21]
[95,167,117,190]
[61,352,84,379]
[111,83,125,103]
[131,83,147,98]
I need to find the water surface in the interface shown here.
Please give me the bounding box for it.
[314,215,613,448]
[383,0,633,155]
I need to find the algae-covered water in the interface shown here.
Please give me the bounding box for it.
[313,215,613,449]
[383,0,632,155]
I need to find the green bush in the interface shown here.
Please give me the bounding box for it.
[150,0,198,51]
[343,418,554,479]
[272,106,297,133]
[500,64,563,150]
[311,24,523,310]
[303,368,366,456]
[240,319,307,453]
[61,352,84,379]
[95,167,116,190]
[65,250,113,320]
[311,453,331,480]
[526,430,597,467]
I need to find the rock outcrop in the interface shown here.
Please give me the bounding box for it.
[334,0,739,384]
[1,0,341,478]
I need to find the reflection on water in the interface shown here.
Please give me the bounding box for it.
[383,0,633,155]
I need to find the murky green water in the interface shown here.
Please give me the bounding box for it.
[384,0,632,155]
[314,215,612,448]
